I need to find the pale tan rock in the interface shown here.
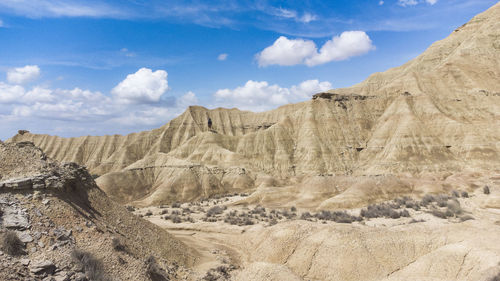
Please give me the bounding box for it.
[7,3,500,207]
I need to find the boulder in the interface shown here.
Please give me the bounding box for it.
[30,260,56,274]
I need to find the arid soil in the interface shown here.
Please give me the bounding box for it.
[136,178,500,280]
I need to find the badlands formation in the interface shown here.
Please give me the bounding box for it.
[1,2,500,281]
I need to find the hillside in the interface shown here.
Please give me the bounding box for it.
[0,141,197,280]
[8,3,500,207]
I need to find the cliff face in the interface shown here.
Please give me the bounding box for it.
[9,3,500,206]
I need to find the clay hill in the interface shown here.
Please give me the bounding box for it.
[0,141,197,280]
[8,2,500,208]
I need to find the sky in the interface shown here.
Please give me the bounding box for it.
[0,0,497,139]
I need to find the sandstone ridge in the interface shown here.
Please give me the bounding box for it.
[8,3,500,206]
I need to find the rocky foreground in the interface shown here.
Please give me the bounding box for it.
[0,141,197,281]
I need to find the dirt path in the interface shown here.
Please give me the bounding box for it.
[148,217,247,279]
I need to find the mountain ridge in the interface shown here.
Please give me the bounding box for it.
[8,2,500,206]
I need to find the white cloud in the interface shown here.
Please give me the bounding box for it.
[0,82,25,103]
[213,79,332,111]
[257,31,375,67]
[426,0,438,4]
[305,31,376,66]
[177,91,198,107]
[7,65,40,84]
[0,19,3,27]
[379,1,385,5]
[0,66,199,139]
[111,68,168,104]
[217,53,228,61]
[256,36,317,67]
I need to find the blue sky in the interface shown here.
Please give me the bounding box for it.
[0,0,497,139]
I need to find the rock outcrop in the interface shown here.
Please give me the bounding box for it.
[0,141,197,280]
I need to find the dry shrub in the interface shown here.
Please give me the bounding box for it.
[430,209,447,219]
[2,231,25,256]
[300,212,312,220]
[112,237,126,252]
[71,249,108,281]
[360,203,408,219]
[206,206,224,217]
[461,191,469,198]
[446,200,463,216]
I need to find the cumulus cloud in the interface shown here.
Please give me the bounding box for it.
[0,82,25,103]
[256,31,375,67]
[7,65,40,84]
[213,79,332,111]
[257,36,317,67]
[217,53,228,61]
[305,31,376,66]
[111,68,168,104]
[0,66,198,139]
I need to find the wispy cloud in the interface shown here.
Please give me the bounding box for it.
[217,53,228,61]
[0,0,128,18]
[0,0,495,37]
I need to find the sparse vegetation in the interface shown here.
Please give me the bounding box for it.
[2,231,25,256]
[71,249,108,281]
[203,265,235,281]
[461,191,469,198]
[300,212,312,220]
[126,205,135,212]
[206,206,225,217]
[145,210,153,216]
[315,210,361,223]
[172,202,181,208]
[360,203,409,219]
